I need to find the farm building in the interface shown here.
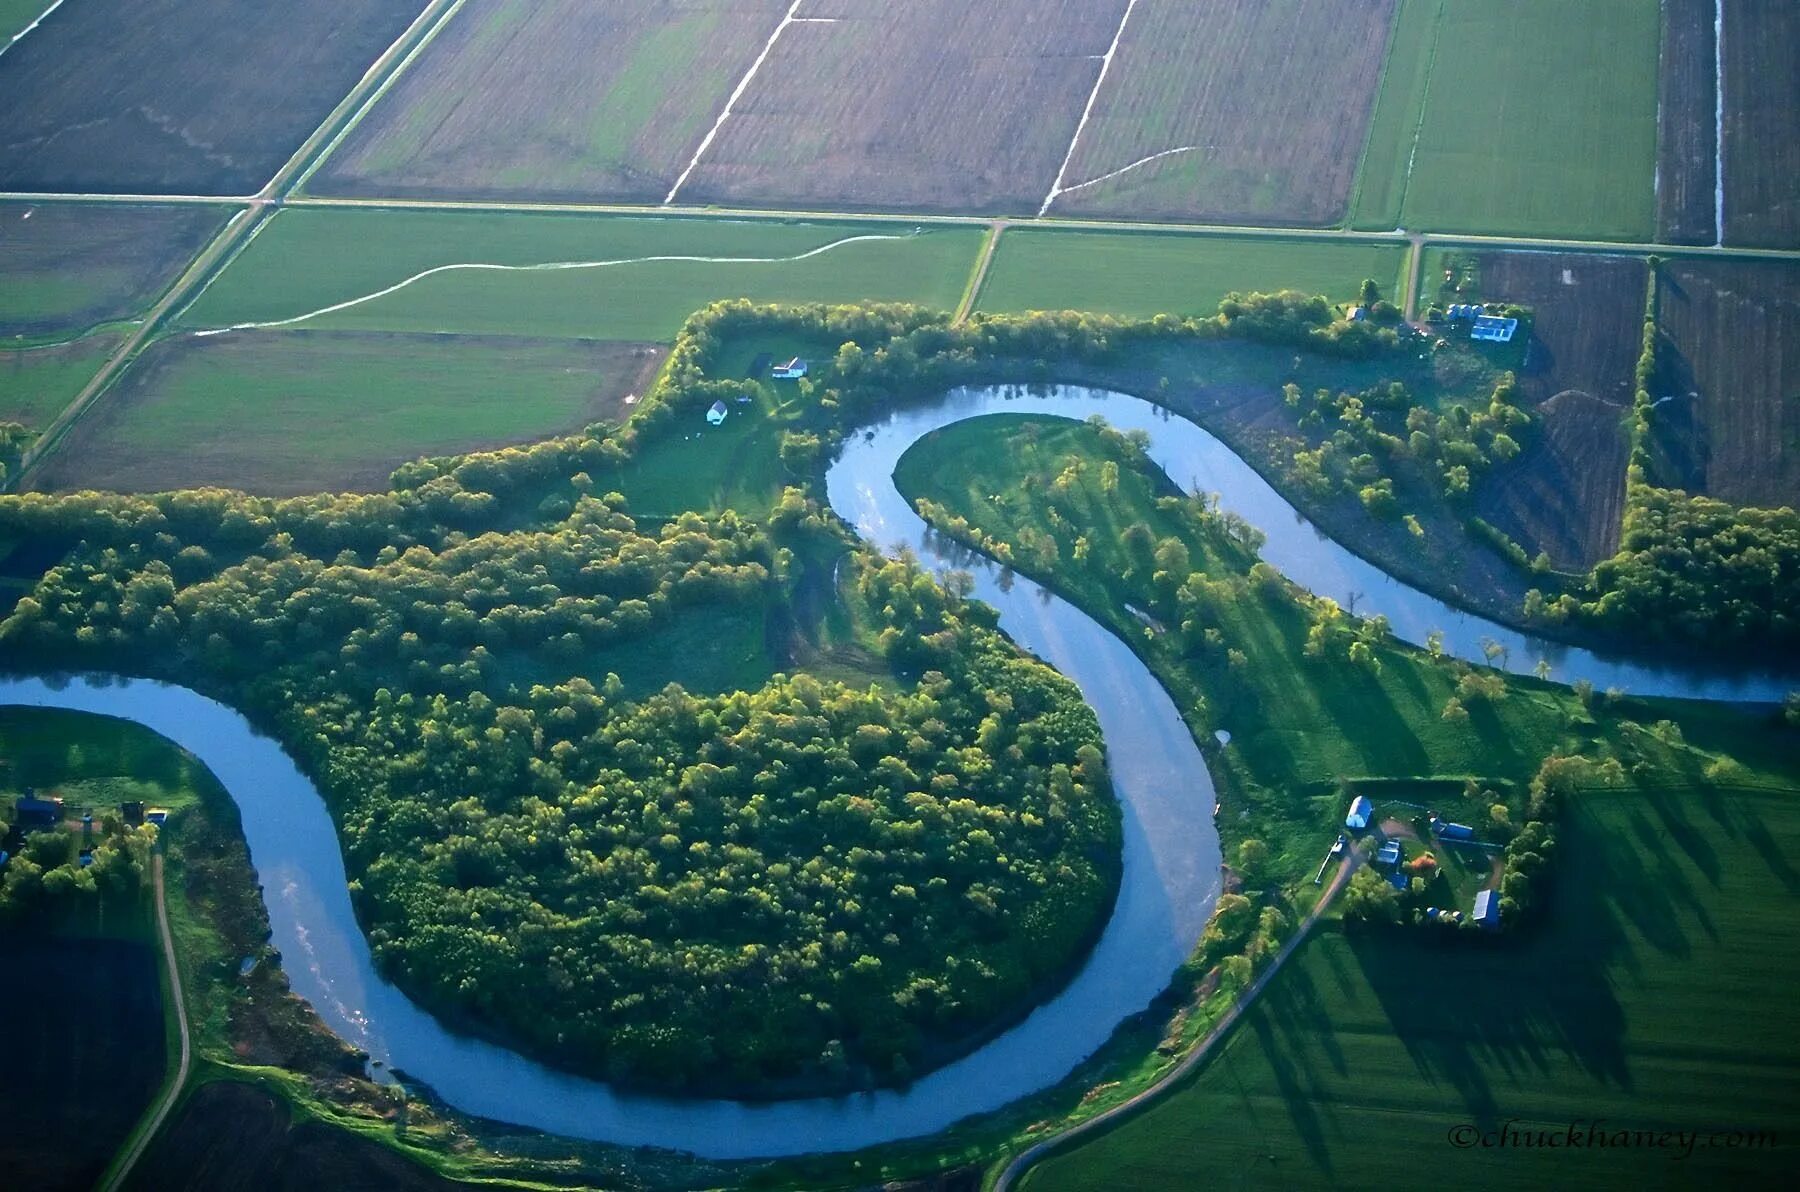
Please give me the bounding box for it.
[13,795,64,831]
[1375,839,1402,866]
[145,808,170,826]
[1389,871,1410,892]
[1430,815,1476,842]
[706,400,728,426]
[1470,315,1519,343]
[771,357,809,379]
[121,801,145,826]
[1473,888,1502,929]
[1345,795,1373,831]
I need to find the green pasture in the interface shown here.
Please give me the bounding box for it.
[0,332,118,429]
[177,209,984,341]
[974,229,1408,320]
[895,415,1799,884]
[1022,786,1800,1189]
[1349,0,1443,231]
[48,331,660,494]
[0,705,214,814]
[1371,0,1658,240]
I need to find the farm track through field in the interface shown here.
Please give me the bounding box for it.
[1039,0,1142,216]
[98,854,190,1192]
[663,0,806,206]
[188,229,927,336]
[0,0,63,60]
[993,845,1367,1191]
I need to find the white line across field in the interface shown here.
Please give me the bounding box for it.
[1714,0,1726,245]
[664,0,808,206]
[190,229,924,336]
[1039,0,1142,216]
[0,0,64,61]
[1057,145,1200,199]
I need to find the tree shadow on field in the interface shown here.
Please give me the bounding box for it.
[1241,950,1348,1176]
[1345,801,1656,1127]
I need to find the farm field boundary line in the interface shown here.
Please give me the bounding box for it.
[10,191,1800,264]
[1342,0,1417,229]
[1039,0,1143,216]
[187,229,931,336]
[289,0,474,196]
[0,0,63,60]
[991,846,1366,1192]
[663,0,809,206]
[6,0,472,490]
[97,854,191,1192]
[956,222,1005,324]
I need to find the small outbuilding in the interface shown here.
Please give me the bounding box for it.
[705,400,728,426]
[1470,315,1518,343]
[145,808,170,827]
[13,795,63,831]
[1345,795,1374,832]
[121,801,145,826]
[1430,815,1476,842]
[771,356,809,379]
[1473,888,1502,929]
[1375,839,1402,866]
[1389,870,1410,893]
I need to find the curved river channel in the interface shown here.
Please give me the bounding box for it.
[0,385,1788,1159]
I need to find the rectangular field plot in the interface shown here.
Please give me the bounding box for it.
[0,0,428,194]
[675,0,1124,215]
[0,332,120,430]
[311,0,789,205]
[1050,0,1395,226]
[177,208,984,340]
[975,229,1408,319]
[1652,259,1800,510]
[1721,0,1800,248]
[1656,0,1718,245]
[1022,789,1800,1192]
[0,201,226,338]
[38,332,666,494]
[1367,0,1659,241]
[1428,249,1646,567]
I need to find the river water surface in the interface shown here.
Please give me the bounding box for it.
[0,385,1783,1158]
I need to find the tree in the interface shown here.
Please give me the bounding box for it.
[1342,867,1400,924]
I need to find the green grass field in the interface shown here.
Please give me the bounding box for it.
[1365,0,1659,240]
[974,230,1408,320]
[896,415,1800,884]
[177,209,984,341]
[1021,786,1800,1189]
[39,331,665,494]
[1348,0,1442,231]
[0,331,118,429]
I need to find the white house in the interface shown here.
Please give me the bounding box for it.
[771,356,808,379]
[706,400,728,426]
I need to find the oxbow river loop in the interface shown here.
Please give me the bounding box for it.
[1,385,1786,1159]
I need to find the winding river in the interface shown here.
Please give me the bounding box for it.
[0,385,1787,1160]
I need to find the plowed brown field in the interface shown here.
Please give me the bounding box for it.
[1052,0,1395,225]
[1656,0,1718,245]
[311,0,789,204]
[1653,259,1800,509]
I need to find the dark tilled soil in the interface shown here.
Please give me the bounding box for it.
[0,0,428,194]
[1722,0,1800,248]
[1477,389,1629,569]
[125,1081,469,1192]
[1656,0,1718,245]
[0,935,165,1192]
[1654,258,1800,509]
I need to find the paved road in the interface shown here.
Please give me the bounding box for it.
[100,853,190,1192]
[992,846,1366,1192]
